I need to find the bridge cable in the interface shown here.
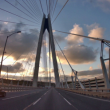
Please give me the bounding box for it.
[46,0,49,15]
[2,53,24,79]
[39,0,44,14]
[22,0,41,23]
[33,0,42,16]
[54,38,76,73]
[0,20,37,27]
[50,0,54,18]
[26,0,41,20]
[4,0,40,24]
[51,0,58,19]
[56,53,66,83]
[52,0,69,24]
[54,37,85,89]
[0,7,37,24]
[16,0,41,21]
[30,0,42,16]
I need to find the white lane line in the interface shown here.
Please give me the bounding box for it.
[43,90,50,95]
[63,90,110,103]
[33,98,41,105]
[57,91,79,110]
[63,98,71,105]
[44,92,47,95]
[2,92,36,100]
[23,90,49,110]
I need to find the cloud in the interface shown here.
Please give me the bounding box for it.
[89,66,93,70]
[87,23,104,40]
[56,44,97,65]
[2,62,25,73]
[95,0,110,12]
[53,30,56,33]
[105,60,109,71]
[78,69,102,77]
[58,0,68,5]
[65,24,84,44]
[0,23,39,61]
[54,34,64,43]
[105,47,109,53]
[85,0,110,12]
[4,22,8,25]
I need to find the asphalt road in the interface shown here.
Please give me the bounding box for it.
[0,88,110,110]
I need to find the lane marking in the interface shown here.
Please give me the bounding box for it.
[56,90,78,110]
[2,92,36,100]
[63,98,71,105]
[44,93,47,95]
[61,90,110,103]
[23,90,49,110]
[44,93,46,95]
[44,90,49,95]
[33,98,41,105]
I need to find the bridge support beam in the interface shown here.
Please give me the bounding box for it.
[109,48,110,82]
[75,73,77,89]
[2,79,4,87]
[88,79,91,89]
[71,76,75,89]
[48,15,60,87]
[61,80,64,88]
[95,77,98,89]
[100,57,110,88]
[32,15,46,87]
[33,14,60,87]
[17,81,19,86]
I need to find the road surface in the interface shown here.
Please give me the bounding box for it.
[0,88,110,110]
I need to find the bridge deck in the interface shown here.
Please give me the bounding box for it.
[0,88,110,110]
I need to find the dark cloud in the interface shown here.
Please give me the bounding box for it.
[54,34,64,43]
[0,23,39,61]
[2,62,25,73]
[78,69,102,76]
[57,44,98,64]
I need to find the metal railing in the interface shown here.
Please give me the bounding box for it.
[59,88,110,99]
[1,85,38,92]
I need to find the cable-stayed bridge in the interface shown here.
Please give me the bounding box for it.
[0,0,110,110]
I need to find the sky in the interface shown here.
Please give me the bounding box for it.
[0,0,110,82]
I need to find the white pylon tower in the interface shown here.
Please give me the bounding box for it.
[32,14,60,87]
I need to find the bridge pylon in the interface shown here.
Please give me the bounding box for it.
[32,14,60,87]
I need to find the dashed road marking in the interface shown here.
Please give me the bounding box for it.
[23,89,50,110]
[63,98,71,105]
[56,90,78,110]
[33,98,41,105]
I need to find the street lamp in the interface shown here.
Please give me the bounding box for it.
[0,31,21,78]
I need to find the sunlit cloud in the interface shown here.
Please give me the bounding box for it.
[4,22,8,25]
[65,24,84,44]
[89,66,93,70]
[105,47,109,53]
[53,30,56,33]
[87,23,104,41]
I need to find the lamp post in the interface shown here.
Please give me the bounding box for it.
[0,31,21,78]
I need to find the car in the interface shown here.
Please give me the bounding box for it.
[0,89,6,97]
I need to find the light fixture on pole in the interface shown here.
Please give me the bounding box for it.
[0,31,21,78]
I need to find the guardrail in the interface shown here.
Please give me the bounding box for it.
[58,88,110,99]
[1,85,38,92]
